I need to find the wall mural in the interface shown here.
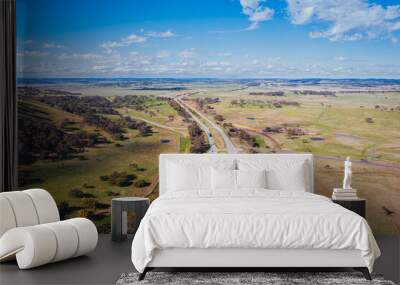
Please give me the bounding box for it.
[17,0,400,234]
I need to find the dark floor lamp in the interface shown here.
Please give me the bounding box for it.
[0,0,17,192]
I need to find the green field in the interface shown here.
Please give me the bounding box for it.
[19,96,188,232]
[179,137,191,152]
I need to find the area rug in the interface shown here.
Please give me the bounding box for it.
[116,272,395,285]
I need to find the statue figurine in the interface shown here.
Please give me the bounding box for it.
[342,156,352,190]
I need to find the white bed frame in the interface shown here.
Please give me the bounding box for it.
[140,154,370,280]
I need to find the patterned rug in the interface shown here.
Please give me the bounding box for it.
[116,271,395,285]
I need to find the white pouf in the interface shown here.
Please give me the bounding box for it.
[0,189,98,269]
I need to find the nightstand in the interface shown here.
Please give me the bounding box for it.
[332,198,366,218]
[111,197,150,242]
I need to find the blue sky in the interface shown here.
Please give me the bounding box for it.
[17,0,400,78]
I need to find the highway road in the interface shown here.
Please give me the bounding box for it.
[175,93,237,154]
[173,98,217,153]
[180,100,238,154]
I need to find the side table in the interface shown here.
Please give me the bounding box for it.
[332,198,366,218]
[111,197,150,242]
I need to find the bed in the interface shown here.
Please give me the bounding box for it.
[131,154,380,280]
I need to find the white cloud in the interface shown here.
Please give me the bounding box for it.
[202,61,232,67]
[17,50,49,57]
[18,47,400,78]
[140,59,151,65]
[99,30,175,54]
[334,56,347,61]
[178,49,196,58]
[240,0,274,30]
[286,0,400,41]
[59,53,103,60]
[176,60,196,67]
[217,52,232,57]
[122,34,146,44]
[145,30,176,38]
[390,21,400,31]
[100,41,123,53]
[100,34,146,53]
[100,41,124,53]
[92,65,107,71]
[23,40,34,45]
[43,42,67,49]
[156,51,171,58]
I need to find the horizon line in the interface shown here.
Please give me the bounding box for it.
[16,77,400,81]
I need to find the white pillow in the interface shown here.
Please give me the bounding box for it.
[236,169,267,189]
[266,163,307,191]
[238,159,308,191]
[166,159,236,192]
[167,163,211,191]
[211,168,237,191]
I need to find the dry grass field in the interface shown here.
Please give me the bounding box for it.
[190,86,400,234]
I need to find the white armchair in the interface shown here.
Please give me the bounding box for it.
[0,189,98,269]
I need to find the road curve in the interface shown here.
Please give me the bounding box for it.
[122,113,187,135]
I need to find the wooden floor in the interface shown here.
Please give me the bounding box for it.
[0,235,398,285]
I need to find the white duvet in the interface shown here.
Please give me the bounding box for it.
[131,190,380,273]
